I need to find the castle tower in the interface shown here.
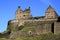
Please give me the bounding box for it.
[24,7,32,19]
[45,5,58,19]
[15,6,23,19]
[15,6,32,20]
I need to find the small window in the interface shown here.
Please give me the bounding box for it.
[20,11,22,13]
[28,31,32,35]
[23,15,25,16]
[30,32,31,34]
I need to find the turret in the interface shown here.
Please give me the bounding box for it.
[24,7,32,19]
[15,6,32,20]
[15,6,23,19]
[25,7,30,13]
[45,5,58,19]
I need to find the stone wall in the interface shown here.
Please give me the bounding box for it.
[9,21,53,38]
[24,21,52,34]
[8,18,59,38]
[54,22,60,34]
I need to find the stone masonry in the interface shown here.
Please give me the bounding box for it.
[7,5,60,38]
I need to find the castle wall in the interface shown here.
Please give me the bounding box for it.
[24,20,52,34]
[9,21,53,38]
[7,5,60,38]
[8,20,18,29]
[54,22,60,34]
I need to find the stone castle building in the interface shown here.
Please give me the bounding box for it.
[7,5,60,38]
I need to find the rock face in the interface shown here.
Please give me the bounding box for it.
[4,5,60,38]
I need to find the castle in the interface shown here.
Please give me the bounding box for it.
[7,5,60,38]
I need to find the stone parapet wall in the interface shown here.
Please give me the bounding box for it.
[9,18,57,27]
[24,18,57,21]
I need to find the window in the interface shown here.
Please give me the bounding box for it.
[23,15,25,16]
[20,11,22,13]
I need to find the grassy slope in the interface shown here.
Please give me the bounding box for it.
[0,33,60,40]
[22,25,36,31]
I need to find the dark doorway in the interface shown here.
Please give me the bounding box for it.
[51,23,54,33]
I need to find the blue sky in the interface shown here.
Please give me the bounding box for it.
[0,0,60,33]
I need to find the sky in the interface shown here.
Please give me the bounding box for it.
[0,0,60,33]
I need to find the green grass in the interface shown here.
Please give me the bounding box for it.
[1,32,60,40]
[11,27,18,32]
[22,25,36,30]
